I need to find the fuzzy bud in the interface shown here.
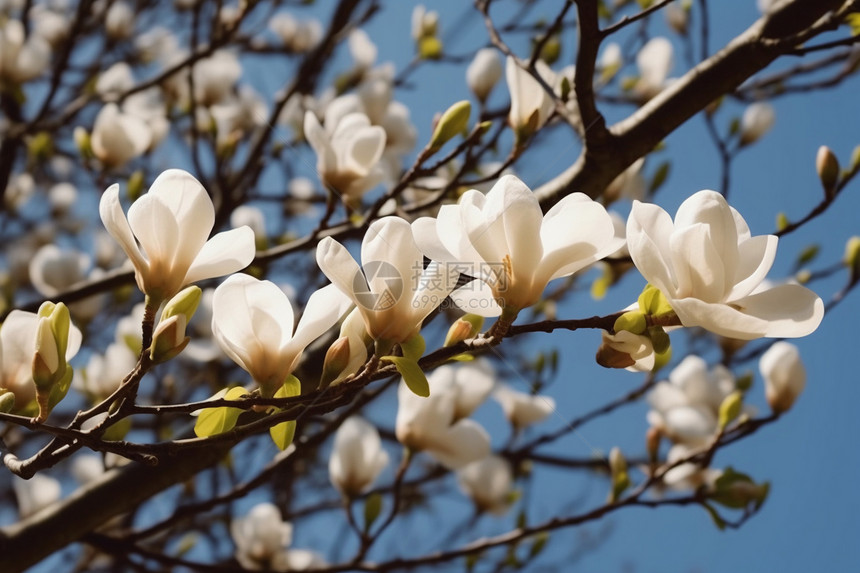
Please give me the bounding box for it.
[816,145,840,198]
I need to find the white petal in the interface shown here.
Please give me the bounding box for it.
[727,234,777,301]
[668,223,727,302]
[449,280,503,317]
[183,226,256,285]
[430,419,491,470]
[670,297,769,340]
[316,237,363,308]
[98,184,147,271]
[283,284,353,361]
[736,284,824,338]
[626,200,677,296]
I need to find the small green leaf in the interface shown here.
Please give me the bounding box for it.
[701,501,726,530]
[796,244,820,267]
[193,387,247,438]
[648,161,671,194]
[718,390,744,431]
[614,311,647,335]
[529,531,549,558]
[400,334,426,362]
[638,284,674,316]
[270,420,296,451]
[364,492,383,530]
[449,353,475,362]
[776,212,789,231]
[384,356,430,397]
[275,375,302,399]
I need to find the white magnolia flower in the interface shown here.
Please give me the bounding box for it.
[493,385,555,430]
[604,157,646,204]
[413,174,623,318]
[457,455,514,515]
[329,416,389,497]
[395,372,491,469]
[467,48,502,103]
[599,42,622,79]
[647,355,737,446]
[134,26,179,64]
[661,443,721,490]
[348,28,377,71]
[211,274,352,396]
[193,50,241,106]
[627,190,824,340]
[231,503,294,571]
[599,329,655,372]
[48,182,78,215]
[760,341,806,413]
[0,19,50,83]
[74,341,138,401]
[100,169,256,303]
[31,4,68,46]
[411,5,439,41]
[0,310,82,412]
[90,103,152,168]
[29,245,90,298]
[316,216,459,345]
[13,474,61,518]
[303,110,386,205]
[739,102,775,146]
[269,12,322,53]
[105,1,134,40]
[505,56,556,138]
[635,37,673,100]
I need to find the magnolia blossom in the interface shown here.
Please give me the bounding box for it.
[13,474,61,518]
[29,245,104,320]
[90,103,152,168]
[316,216,459,345]
[661,443,722,490]
[269,12,322,53]
[348,28,377,72]
[329,416,389,497]
[193,50,242,106]
[413,175,623,317]
[599,42,622,80]
[304,110,386,205]
[505,56,556,137]
[599,330,655,372]
[760,341,806,413]
[635,37,673,100]
[647,355,738,446]
[395,370,491,469]
[739,102,775,145]
[0,310,82,412]
[0,19,50,83]
[467,48,502,103]
[211,274,351,396]
[99,169,256,302]
[627,190,824,340]
[231,503,324,571]
[493,385,555,430]
[74,341,138,401]
[105,1,134,40]
[96,62,134,98]
[457,455,514,515]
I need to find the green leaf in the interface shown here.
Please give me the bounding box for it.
[364,492,383,530]
[701,501,726,530]
[193,387,247,438]
[449,353,475,362]
[614,311,647,335]
[845,12,860,36]
[274,375,302,399]
[384,356,430,397]
[400,334,426,362]
[529,532,550,558]
[648,161,671,194]
[270,420,296,451]
[796,244,820,267]
[638,284,674,316]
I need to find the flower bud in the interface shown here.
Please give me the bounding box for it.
[608,447,630,502]
[429,100,470,153]
[0,390,15,413]
[74,126,92,158]
[760,341,805,414]
[105,1,134,40]
[739,102,775,146]
[646,426,661,463]
[466,48,502,103]
[319,336,352,389]
[816,145,840,198]
[717,390,744,431]
[613,311,646,335]
[444,314,484,347]
[32,302,74,420]
[150,286,201,363]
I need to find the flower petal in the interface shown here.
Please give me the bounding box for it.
[627,200,677,296]
[735,284,824,338]
[99,184,147,272]
[183,226,256,285]
[449,279,503,317]
[670,297,769,340]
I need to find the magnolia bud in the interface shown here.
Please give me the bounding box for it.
[150,286,201,363]
[760,341,806,414]
[74,126,92,158]
[32,302,74,421]
[844,236,860,284]
[646,426,661,463]
[466,48,502,103]
[319,336,352,389]
[105,1,135,40]
[816,145,840,198]
[718,390,744,431]
[444,314,484,347]
[0,390,15,413]
[429,100,470,153]
[608,447,630,502]
[739,102,775,146]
